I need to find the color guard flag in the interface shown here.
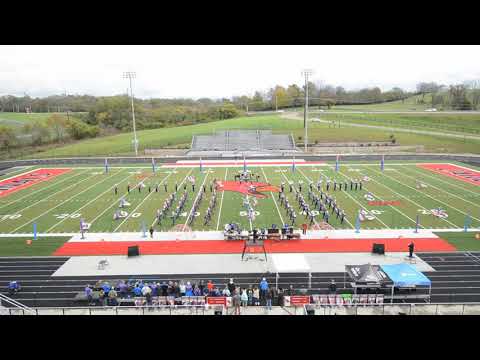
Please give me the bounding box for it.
[380,155,384,171]
[152,158,156,173]
[292,156,296,172]
[464,213,472,232]
[33,223,37,240]
[200,157,203,172]
[104,158,109,174]
[335,155,339,172]
[243,156,247,172]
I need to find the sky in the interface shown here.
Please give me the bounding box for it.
[0,45,479,99]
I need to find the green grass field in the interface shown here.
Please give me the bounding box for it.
[0,162,478,235]
[20,114,480,158]
[434,232,480,251]
[330,95,431,112]
[0,112,56,128]
[0,237,70,256]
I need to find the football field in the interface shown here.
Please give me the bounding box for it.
[0,160,479,235]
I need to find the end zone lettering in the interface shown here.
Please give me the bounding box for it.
[0,168,71,197]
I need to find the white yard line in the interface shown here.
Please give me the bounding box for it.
[0,169,87,211]
[215,167,229,231]
[260,167,285,226]
[46,169,130,233]
[150,168,194,228]
[369,167,478,224]
[390,167,480,212]
[295,167,357,229]
[335,167,418,227]
[114,172,174,232]
[183,169,210,231]
[365,167,459,228]
[9,171,115,233]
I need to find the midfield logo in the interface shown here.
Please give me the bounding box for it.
[215,180,280,199]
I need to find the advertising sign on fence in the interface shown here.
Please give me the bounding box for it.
[207,297,227,306]
[285,296,310,306]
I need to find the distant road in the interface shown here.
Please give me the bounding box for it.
[281,112,480,141]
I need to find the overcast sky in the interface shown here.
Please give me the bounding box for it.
[1,45,479,99]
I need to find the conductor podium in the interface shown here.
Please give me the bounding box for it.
[241,239,267,262]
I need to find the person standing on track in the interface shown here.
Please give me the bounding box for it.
[408,241,415,258]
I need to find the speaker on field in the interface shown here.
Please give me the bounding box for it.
[128,245,140,257]
[372,243,385,255]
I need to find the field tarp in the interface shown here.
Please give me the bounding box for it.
[380,263,431,287]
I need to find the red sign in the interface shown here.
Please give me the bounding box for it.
[206,297,227,306]
[368,201,401,206]
[0,168,71,198]
[417,163,480,186]
[290,296,310,306]
[215,180,279,198]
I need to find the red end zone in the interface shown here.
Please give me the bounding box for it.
[417,163,480,186]
[0,168,71,197]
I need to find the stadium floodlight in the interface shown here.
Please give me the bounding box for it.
[302,69,314,152]
[123,71,139,156]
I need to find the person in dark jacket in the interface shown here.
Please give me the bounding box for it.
[408,241,415,258]
[329,280,337,294]
[227,278,236,294]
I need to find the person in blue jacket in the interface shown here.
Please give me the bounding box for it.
[259,278,269,304]
[8,281,21,296]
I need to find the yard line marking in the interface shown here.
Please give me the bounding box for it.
[183,169,210,231]
[150,168,194,228]
[216,167,229,231]
[295,167,358,229]
[391,167,480,212]
[9,171,116,233]
[337,166,418,227]
[114,172,174,232]
[365,167,459,228]
[0,169,85,211]
[5,169,92,219]
[261,167,285,226]
[404,165,480,198]
[369,167,479,224]
[46,169,130,232]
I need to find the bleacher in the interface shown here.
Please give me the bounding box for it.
[190,130,296,152]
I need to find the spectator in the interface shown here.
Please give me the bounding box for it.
[259,278,269,303]
[202,286,209,296]
[222,287,231,297]
[133,284,142,297]
[199,280,205,294]
[193,286,201,296]
[167,281,174,296]
[8,281,21,296]
[207,280,214,293]
[213,287,221,297]
[287,285,295,296]
[247,287,253,306]
[185,282,193,296]
[232,289,241,315]
[102,281,111,296]
[118,281,128,297]
[85,285,93,304]
[142,284,152,297]
[98,289,106,306]
[161,281,168,296]
[265,289,273,310]
[302,223,308,235]
[253,287,260,306]
[151,282,158,296]
[278,288,285,307]
[173,282,180,298]
[241,289,248,307]
[108,287,118,306]
[329,280,337,294]
[228,278,236,294]
[179,281,186,296]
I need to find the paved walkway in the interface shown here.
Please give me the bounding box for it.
[282,112,480,141]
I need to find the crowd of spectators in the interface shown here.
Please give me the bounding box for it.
[82,277,297,308]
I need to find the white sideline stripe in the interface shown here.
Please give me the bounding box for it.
[296,167,357,229]
[215,167,228,231]
[9,171,115,233]
[150,168,194,228]
[366,167,459,228]
[183,169,210,231]
[114,172,174,232]
[370,167,477,224]
[0,169,84,211]
[338,166,418,227]
[0,166,34,181]
[261,167,285,226]
[407,165,480,197]
[46,169,130,232]
[390,167,480,213]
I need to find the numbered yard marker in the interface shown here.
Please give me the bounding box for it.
[240,211,260,217]
[54,213,82,220]
[1,214,22,220]
[275,169,288,173]
[370,210,384,215]
[348,169,361,172]
[131,212,142,218]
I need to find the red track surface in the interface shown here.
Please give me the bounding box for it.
[53,237,455,256]
[417,163,480,186]
[0,168,71,198]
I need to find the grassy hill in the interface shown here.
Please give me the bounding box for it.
[19,114,480,158]
[0,112,57,128]
[327,94,434,112]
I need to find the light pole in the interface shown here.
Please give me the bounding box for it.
[123,71,138,156]
[302,69,313,152]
